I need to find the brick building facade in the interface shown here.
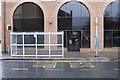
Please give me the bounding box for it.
[1,0,119,53]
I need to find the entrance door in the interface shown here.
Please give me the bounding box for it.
[67,31,80,51]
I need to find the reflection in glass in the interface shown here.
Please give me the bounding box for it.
[82,4,89,17]
[104,17,118,30]
[111,2,118,17]
[81,31,90,48]
[104,1,120,48]
[58,1,90,48]
[104,4,112,17]
[17,35,23,44]
[58,2,89,18]
[13,2,44,32]
[113,31,120,47]
[24,35,35,44]
[104,31,113,47]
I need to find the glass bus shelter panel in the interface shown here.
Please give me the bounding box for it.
[51,45,62,56]
[37,35,44,44]
[37,46,49,56]
[57,35,62,44]
[11,35,23,44]
[24,46,36,55]
[24,35,35,44]
[10,32,64,57]
[48,35,62,44]
[11,35,23,56]
[11,46,17,55]
[24,35,36,55]
[11,45,23,56]
[17,35,23,44]
[11,35,17,44]
[16,46,23,55]
[50,35,63,56]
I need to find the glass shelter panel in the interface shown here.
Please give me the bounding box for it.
[10,32,64,57]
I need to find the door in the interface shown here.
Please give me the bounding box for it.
[67,31,80,51]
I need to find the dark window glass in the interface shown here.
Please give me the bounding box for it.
[17,35,23,44]
[104,31,113,48]
[37,35,44,44]
[118,17,120,30]
[58,1,90,48]
[13,2,44,32]
[58,10,66,18]
[113,31,120,47]
[104,1,120,48]
[24,35,35,44]
[66,18,72,30]
[104,17,119,30]
[81,31,90,48]
[58,18,71,30]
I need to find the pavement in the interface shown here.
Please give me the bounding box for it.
[0,43,119,61]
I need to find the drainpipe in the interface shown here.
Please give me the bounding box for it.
[3,0,6,52]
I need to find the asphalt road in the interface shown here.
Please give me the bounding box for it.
[1,60,120,78]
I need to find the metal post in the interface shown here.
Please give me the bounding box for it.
[23,33,25,57]
[13,35,17,55]
[3,0,7,52]
[16,35,17,55]
[49,32,51,58]
[95,18,99,57]
[35,33,38,58]
[62,31,64,58]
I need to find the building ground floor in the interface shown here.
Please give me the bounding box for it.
[1,0,120,53]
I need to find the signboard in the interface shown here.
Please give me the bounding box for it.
[94,36,99,47]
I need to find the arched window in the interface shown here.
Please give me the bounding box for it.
[13,2,44,45]
[13,2,44,32]
[58,1,90,48]
[104,1,120,48]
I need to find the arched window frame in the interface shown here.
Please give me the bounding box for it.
[57,1,91,48]
[104,1,120,48]
[13,2,44,32]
